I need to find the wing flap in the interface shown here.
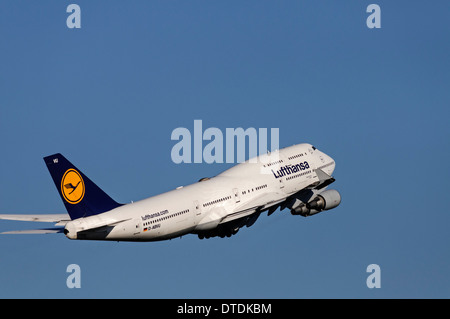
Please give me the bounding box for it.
[220,192,286,224]
[233,192,286,212]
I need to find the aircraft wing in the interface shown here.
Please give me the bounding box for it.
[308,168,335,190]
[220,192,286,224]
[219,168,336,226]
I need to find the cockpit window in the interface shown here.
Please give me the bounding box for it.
[312,146,317,150]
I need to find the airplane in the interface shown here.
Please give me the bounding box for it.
[0,143,341,241]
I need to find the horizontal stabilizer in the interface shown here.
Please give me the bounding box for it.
[1,227,64,235]
[0,214,70,223]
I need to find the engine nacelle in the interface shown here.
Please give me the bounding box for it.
[291,189,341,217]
[308,189,341,211]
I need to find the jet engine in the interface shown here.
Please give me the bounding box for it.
[291,189,341,217]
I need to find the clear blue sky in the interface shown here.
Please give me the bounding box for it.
[0,1,449,298]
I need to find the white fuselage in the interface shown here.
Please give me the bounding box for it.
[64,143,336,241]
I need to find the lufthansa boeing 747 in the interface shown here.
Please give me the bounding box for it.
[0,143,341,241]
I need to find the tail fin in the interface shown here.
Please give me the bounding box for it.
[43,153,122,220]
